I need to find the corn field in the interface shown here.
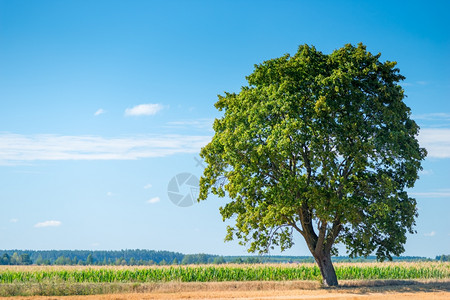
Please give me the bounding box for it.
[0,262,448,283]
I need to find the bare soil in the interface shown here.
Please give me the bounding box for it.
[1,279,448,300]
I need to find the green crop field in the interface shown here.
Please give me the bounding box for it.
[0,262,448,297]
[1,262,449,283]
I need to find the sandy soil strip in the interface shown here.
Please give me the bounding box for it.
[2,290,449,300]
[1,280,448,300]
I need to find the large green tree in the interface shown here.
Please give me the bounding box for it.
[199,43,426,286]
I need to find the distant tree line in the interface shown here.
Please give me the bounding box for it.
[1,253,32,265]
[0,250,441,266]
[0,250,222,266]
[225,255,435,264]
[436,255,450,262]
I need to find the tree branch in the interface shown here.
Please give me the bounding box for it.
[285,216,304,236]
[298,202,318,253]
[325,218,342,254]
[315,220,328,255]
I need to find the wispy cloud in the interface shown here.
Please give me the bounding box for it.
[144,184,152,189]
[410,189,450,198]
[419,169,433,176]
[146,197,160,204]
[417,128,450,158]
[413,113,450,121]
[34,220,62,228]
[412,113,450,128]
[10,218,19,223]
[423,231,436,237]
[165,119,214,130]
[403,81,429,87]
[0,133,211,165]
[125,104,163,116]
[94,109,105,116]
[106,192,114,196]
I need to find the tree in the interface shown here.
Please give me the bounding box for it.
[181,255,192,265]
[1,253,10,265]
[199,43,426,286]
[213,256,226,264]
[232,257,244,264]
[437,255,449,262]
[86,254,94,265]
[20,253,32,265]
[36,255,44,265]
[245,257,261,264]
[55,256,67,265]
[129,257,136,265]
[158,259,167,266]
[10,252,20,265]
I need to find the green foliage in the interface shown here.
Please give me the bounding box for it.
[181,254,211,265]
[437,255,450,262]
[1,254,10,265]
[11,253,20,265]
[199,43,426,266]
[19,254,32,265]
[213,256,226,264]
[86,254,94,265]
[158,259,167,266]
[129,258,136,265]
[0,250,185,266]
[54,256,74,265]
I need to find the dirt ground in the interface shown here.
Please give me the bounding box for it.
[1,280,449,300]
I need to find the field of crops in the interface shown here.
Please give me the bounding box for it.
[1,262,448,283]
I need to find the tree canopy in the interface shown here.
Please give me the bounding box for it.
[199,43,426,286]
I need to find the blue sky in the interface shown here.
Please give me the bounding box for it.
[0,0,449,258]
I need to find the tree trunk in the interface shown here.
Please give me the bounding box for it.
[314,252,338,287]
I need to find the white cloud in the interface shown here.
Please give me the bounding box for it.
[402,81,429,87]
[146,197,160,204]
[413,113,450,121]
[423,231,436,237]
[0,133,211,165]
[125,104,163,116]
[419,169,433,176]
[413,113,450,129]
[94,109,105,116]
[165,118,214,130]
[10,218,18,223]
[410,190,450,198]
[34,220,62,228]
[417,128,450,158]
[144,184,152,189]
[106,192,114,196]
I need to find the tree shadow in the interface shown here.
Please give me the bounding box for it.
[330,279,450,295]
